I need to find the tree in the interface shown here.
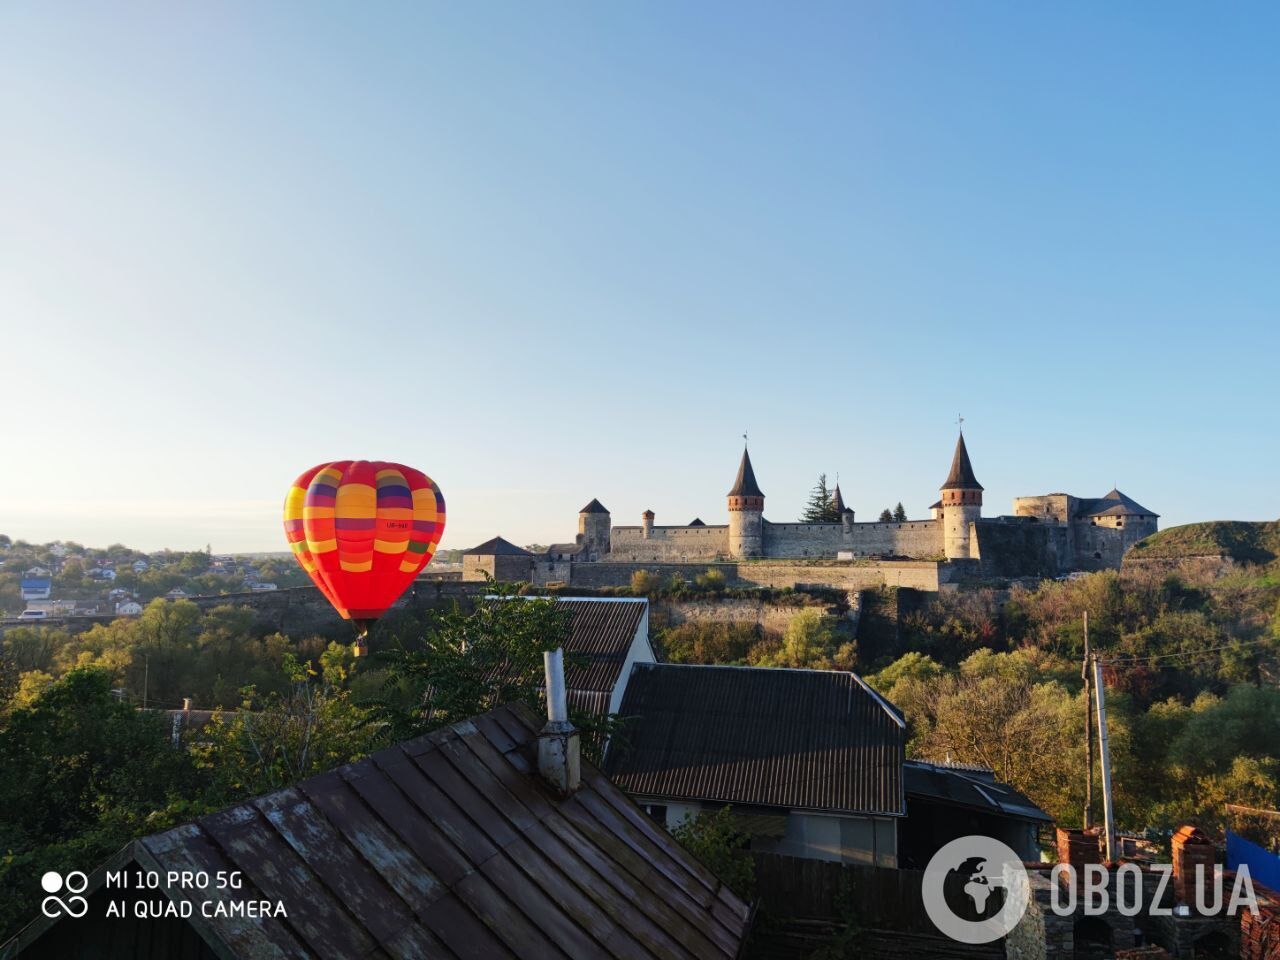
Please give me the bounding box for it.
[878,508,894,522]
[756,609,854,670]
[801,474,841,523]
[671,807,755,899]
[0,668,201,939]
[374,582,572,740]
[893,502,907,522]
[192,650,381,799]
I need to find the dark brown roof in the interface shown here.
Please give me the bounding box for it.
[904,760,1051,822]
[579,498,610,515]
[558,599,650,711]
[10,703,749,959]
[832,484,847,514]
[940,432,983,491]
[726,448,764,499]
[464,536,533,557]
[688,518,706,527]
[606,664,905,816]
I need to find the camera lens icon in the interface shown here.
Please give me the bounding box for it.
[40,870,89,918]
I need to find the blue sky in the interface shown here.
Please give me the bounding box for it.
[1,2,1276,552]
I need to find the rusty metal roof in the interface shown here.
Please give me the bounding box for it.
[606,663,905,817]
[8,702,749,960]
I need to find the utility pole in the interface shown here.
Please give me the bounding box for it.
[1092,655,1117,863]
[1083,611,1093,829]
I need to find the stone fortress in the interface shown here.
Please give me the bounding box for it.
[464,433,1159,590]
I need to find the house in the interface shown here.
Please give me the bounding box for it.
[19,578,51,601]
[164,588,190,600]
[115,601,143,616]
[249,581,278,592]
[545,597,655,714]
[605,662,1051,869]
[107,587,132,602]
[3,701,750,960]
[132,559,149,573]
[86,567,117,582]
[463,536,536,581]
[606,663,906,866]
[23,566,51,578]
[26,599,76,616]
[898,759,1052,866]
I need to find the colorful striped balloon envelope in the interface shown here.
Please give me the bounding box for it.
[283,461,446,643]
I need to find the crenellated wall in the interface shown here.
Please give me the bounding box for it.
[604,519,943,562]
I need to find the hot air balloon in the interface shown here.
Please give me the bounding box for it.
[283,460,445,655]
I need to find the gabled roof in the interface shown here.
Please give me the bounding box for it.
[7,702,750,959]
[941,432,983,491]
[463,536,533,557]
[1084,488,1158,518]
[579,498,610,515]
[606,663,905,817]
[488,598,650,715]
[726,447,764,499]
[904,760,1051,823]
[688,518,706,527]
[558,598,650,714]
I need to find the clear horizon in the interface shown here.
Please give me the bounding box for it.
[3,3,1278,554]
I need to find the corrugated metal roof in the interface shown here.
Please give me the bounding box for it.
[606,664,905,817]
[8,702,748,960]
[557,599,648,696]
[903,760,1051,823]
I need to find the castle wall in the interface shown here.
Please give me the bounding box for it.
[972,519,1070,579]
[1013,494,1079,524]
[541,558,957,593]
[607,520,944,562]
[609,525,730,561]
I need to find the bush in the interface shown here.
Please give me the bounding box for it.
[671,806,755,899]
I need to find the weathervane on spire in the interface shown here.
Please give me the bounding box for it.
[742,431,748,446]
[956,414,965,433]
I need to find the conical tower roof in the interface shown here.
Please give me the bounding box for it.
[832,484,847,513]
[579,498,610,514]
[727,447,764,498]
[940,433,983,491]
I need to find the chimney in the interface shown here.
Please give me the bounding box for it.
[537,648,580,795]
[182,697,192,712]
[1056,827,1102,895]
[1172,824,1215,911]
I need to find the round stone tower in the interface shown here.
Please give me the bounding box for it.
[578,499,610,559]
[940,432,983,560]
[727,446,765,559]
[641,509,655,539]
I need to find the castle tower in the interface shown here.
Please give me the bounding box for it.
[578,499,610,559]
[727,446,765,559]
[641,509,655,539]
[834,483,855,532]
[940,432,983,559]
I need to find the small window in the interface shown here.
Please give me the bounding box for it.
[642,804,668,825]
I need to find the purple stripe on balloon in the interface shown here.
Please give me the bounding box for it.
[412,520,437,532]
[377,495,413,509]
[376,484,412,498]
[334,518,377,530]
[310,483,338,497]
[305,494,336,508]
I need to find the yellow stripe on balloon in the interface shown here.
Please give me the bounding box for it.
[341,560,373,572]
[375,539,409,554]
[309,539,338,553]
[335,483,377,517]
[303,507,336,520]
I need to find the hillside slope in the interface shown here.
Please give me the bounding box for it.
[1129,519,1280,564]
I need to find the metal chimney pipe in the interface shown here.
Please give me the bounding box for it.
[538,647,580,794]
[544,648,568,724]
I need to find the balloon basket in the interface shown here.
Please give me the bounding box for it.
[352,637,369,658]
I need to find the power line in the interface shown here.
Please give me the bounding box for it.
[1100,635,1279,666]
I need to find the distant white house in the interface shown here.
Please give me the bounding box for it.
[20,578,52,601]
[107,587,133,602]
[87,568,117,582]
[116,601,144,616]
[249,582,278,592]
[132,559,150,573]
[49,544,68,558]
[25,566,51,578]
[165,588,190,601]
[27,599,76,616]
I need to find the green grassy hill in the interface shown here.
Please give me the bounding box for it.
[1129,519,1280,564]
